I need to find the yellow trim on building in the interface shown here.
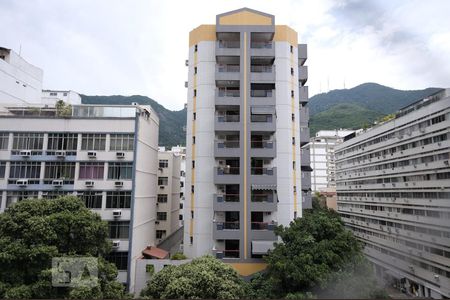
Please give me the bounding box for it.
[229,263,268,276]
[219,10,272,26]
[243,32,248,259]
[274,25,298,45]
[189,25,216,47]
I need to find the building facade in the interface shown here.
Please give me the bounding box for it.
[335,90,450,299]
[309,129,354,192]
[0,104,159,293]
[0,47,43,106]
[41,90,82,105]
[156,150,181,243]
[184,8,309,272]
[170,145,186,228]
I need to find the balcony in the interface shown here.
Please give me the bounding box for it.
[214,166,241,184]
[300,127,310,146]
[215,114,241,131]
[301,173,312,190]
[298,44,307,66]
[216,40,240,56]
[216,62,240,81]
[300,148,311,166]
[250,83,275,106]
[250,140,276,157]
[299,106,309,126]
[250,41,275,57]
[299,65,308,85]
[213,194,240,211]
[214,140,240,157]
[251,114,276,132]
[250,222,277,240]
[302,190,312,209]
[251,167,277,185]
[250,65,275,82]
[299,86,308,104]
[251,193,277,212]
[215,88,240,106]
[213,221,241,240]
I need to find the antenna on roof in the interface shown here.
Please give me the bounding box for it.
[19,44,22,56]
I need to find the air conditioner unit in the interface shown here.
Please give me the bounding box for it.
[116,152,125,158]
[114,181,124,188]
[112,240,120,249]
[85,181,94,187]
[20,150,31,157]
[112,210,122,218]
[16,179,28,187]
[52,180,64,187]
[87,151,97,158]
[55,151,66,157]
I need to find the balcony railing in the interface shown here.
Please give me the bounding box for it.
[251,194,274,202]
[217,115,240,122]
[216,221,240,230]
[218,65,240,72]
[251,167,274,175]
[251,222,276,230]
[217,194,240,202]
[217,140,240,148]
[251,90,273,97]
[218,89,240,97]
[251,115,272,122]
[222,249,240,258]
[251,65,273,73]
[251,140,273,149]
[218,40,240,48]
[251,41,273,49]
[217,166,240,175]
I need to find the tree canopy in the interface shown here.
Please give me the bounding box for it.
[0,196,128,299]
[140,255,249,299]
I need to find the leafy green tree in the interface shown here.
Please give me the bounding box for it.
[171,252,187,260]
[0,196,128,299]
[140,255,249,299]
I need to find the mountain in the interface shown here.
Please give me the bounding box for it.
[309,83,442,135]
[81,95,186,147]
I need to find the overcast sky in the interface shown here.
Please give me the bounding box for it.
[1,0,449,110]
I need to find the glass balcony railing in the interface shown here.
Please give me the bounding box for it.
[218,89,240,97]
[251,90,273,97]
[217,115,240,122]
[251,114,272,122]
[218,65,240,72]
[251,41,273,49]
[218,40,240,48]
[251,140,273,149]
[251,65,273,73]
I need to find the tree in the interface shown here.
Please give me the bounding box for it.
[55,100,72,117]
[0,196,128,299]
[251,199,385,298]
[140,255,249,299]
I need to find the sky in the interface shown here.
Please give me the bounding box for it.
[1,0,449,110]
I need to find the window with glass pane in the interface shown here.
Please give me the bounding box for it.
[157,212,167,221]
[156,230,166,239]
[12,133,44,150]
[0,162,5,178]
[109,221,130,239]
[105,252,128,270]
[6,191,39,208]
[9,162,41,178]
[42,191,72,199]
[44,162,76,182]
[47,133,78,150]
[158,177,168,185]
[157,194,168,203]
[79,162,104,179]
[110,134,134,151]
[81,134,106,150]
[108,162,133,180]
[0,133,9,150]
[106,191,131,208]
[78,191,103,209]
[159,160,168,168]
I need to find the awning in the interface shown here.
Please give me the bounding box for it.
[252,240,275,254]
[251,106,275,114]
[251,184,277,190]
[142,246,169,259]
[301,166,313,172]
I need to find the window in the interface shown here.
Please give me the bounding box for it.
[158,177,168,186]
[12,133,44,150]
[105,252,128,270]
[191,185,194,193]
[180,203,183,209]
[290,45,293,53]
[63,92,68,96]
[0,162,5,178]
[180,181,184,187]
[192,160,195,168]
[194,89,197,97]
[108,162,132,180]
[291,67,294,75]
[292,137,295,145]
[159,160,169,168]
[194,67,197,74]
[179,214,183,220]
[191,210,194,218]
[42,191,72,199]
[194,44,198,52]
[9,162,41,179]
[110,134,134,151]
[291,90,294,97]
[47,133,78,151]
[44,162,76,183]
[157,212,167,221]
[50,92,57,96]
[0,133,9,150]
[79,162,104,179]
[193,112,196,120]
[6,191,39,208]
[190,236,193,244]
[81,134,106,150]
[106,191,131,208]
[157,194,168,203]
[293,161,296,169]
[109,221,130,239]
[156,230,166,239]
[78,191,103,209]
[431,114,445,125]
[192,136,196,144]
[292,113,295,121]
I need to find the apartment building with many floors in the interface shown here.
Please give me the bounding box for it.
[184,8,310,275]
[0,104,159,293]
[335,89,450,299]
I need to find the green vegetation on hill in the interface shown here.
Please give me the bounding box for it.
[81,95,186,147]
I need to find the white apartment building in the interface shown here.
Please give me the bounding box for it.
[0,47,43,106]
[308,129,354,192]
[0,104,159,293]
[156,151,181,243]
[184,8,309,275]
[336,89,450,299]
[42,90,82,105]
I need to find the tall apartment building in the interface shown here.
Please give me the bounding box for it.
[0,104,159,293]
[308,129,354,191]
[335,90,450,299]
[184,8,309,273]
[156,150,181,243]
[0,47,43,106]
